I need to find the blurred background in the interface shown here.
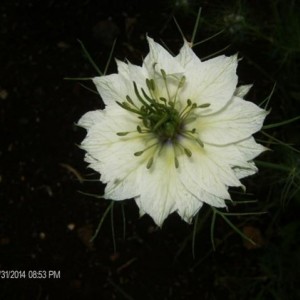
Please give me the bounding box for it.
[1,0,300,299]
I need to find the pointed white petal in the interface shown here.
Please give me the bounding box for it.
[78,109,104,129]
[136,144,203,226]
[195,138,266,181]
[204,138,265,169]
[234,137,268,161]
[116,59,149,95]
[234,84,253,97]
[176,196,204,224]
[137,145,178,226]
[178,151,229,208]
[179,54,238,114]
[233,162,258,179]
[79,107,156,200]
[93,74,129,107]
[143,36,184,76]
[176,40,202,68]
[177,138,241,207]
[195,97,268,145]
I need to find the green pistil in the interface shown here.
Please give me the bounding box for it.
[115,71,210,169]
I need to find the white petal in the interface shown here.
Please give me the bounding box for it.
[143,36,184,76]
[78,109,104,129]
[177,138,242,206]
[195,97,268,145]
[93,74,129,107]
[176,197,204,224]
[179,154,229,208]
[234,84,253,97]
[176,40,202,69]
[179,54,238,114]
[136,144,203,226]
[116,59,149,98]
[193,138,266,181]
[234,137,268,161]
[204,138,266,168]
[233,163,258,179]
[79,107,155,200]
[136,145,177,226]
[93,62,150,109]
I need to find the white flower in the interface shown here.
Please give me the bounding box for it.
[78,37,268,227]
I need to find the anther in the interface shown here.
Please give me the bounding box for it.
[146,157,154,169]
[146,78,155,91]
[184,147,192,157]
[134,150,144,156]
[198,103,210,108]
[160,69,167,79]
[178,76,186,88]
[196,138,204,148]
[174,156,179,168]
[116,132,130,136]
[126,95,134,105]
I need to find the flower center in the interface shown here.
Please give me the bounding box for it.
[116,69,210,168]
[145,102,180,142]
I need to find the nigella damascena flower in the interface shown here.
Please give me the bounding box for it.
[78,37,268,226]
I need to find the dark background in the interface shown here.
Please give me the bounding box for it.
[1,0,300,299]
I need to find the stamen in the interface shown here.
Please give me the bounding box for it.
[134,150,144,156]
[174,156,179,168]
[178,75,186,88]
[179,99,193,118]
[173,75,186,105]
[182,132,204,148]
[146,78,155,91]
[134,142,159,156]
[160,69,167,79]
[146,157,154,169]
[141,88,155,103]
[184,147,192,157]
[116,132,130,136]
[160,69,171,102]
[116,101,141,115]
[198,103,210,108]
[136,125,149,134]
[180,101,198,121]
[196,138,204,148]
[133,82,153,111]
[126,95,135,105]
